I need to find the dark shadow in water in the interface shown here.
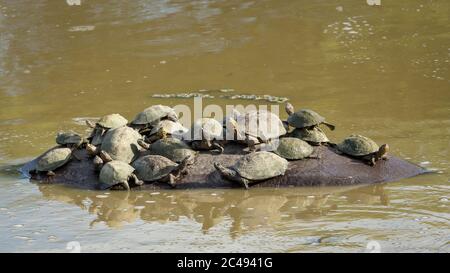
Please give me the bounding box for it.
[35,182,390,238]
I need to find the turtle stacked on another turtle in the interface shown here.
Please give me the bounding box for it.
[85,113,128,146]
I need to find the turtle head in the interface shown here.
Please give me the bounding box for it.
[377,144,389,159]
[285,102,295,116]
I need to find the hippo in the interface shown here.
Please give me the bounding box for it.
[22,143,427,190]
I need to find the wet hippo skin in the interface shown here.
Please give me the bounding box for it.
[24,143,426,190]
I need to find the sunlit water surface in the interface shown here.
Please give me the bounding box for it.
[0,0,449,252]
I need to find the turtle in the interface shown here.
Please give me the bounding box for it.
[290,126,330,146]
[130,105,178,131]
[228,110,287,152]
[29,147,73,176]
[86,113,128,146]
[272,137,319,160]
[146,119,188,143]
[99,160,143,191]
[56,132,87,148]
[336,135,389,166]
[285,102,335,131]
[97,126,143,163]
[189,118,225,154]
[131,155,191,188]
[149,137,197,163]
[214,151,289,189]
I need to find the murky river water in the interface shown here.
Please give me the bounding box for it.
[0,0,449,252]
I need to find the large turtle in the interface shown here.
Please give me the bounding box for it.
[285,102,335,131]
[290,126,330,146]
[29,147,73,176]
[229,110,287,152]
[336,135,389,166]
[148,137,197,163]
[56,132,86,148]
[273,137,318,160]
[98,126,143,163]
[214,151,288,189]
[189,118,224,154]
[130,105,178,130]
[86,113,128,146]
[132,155,191,188]
[146,119,188,143]
[99,160,143,191]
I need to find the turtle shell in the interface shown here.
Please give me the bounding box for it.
[150,138,197,163]
[191,118,223,140]
[56,132,83,146]
[287,109,326,128]
[101,126,142,163]
[235,110,287,142]
[233,151,288,181]
[291,127,329,144]
[36,147,72,171]
[337,135,379,156]
[131,105,178,126]
[132,155,178,181]
[97,113,128,129]
[99,160,134,186]
[150,120,188,137]
[274,137,313,160]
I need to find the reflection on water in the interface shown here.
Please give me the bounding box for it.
[0,0,449,252]
[35,184,388,233]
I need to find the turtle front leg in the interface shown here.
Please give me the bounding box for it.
[120,181,130,191]
[86,143,99,156]
[93,155,104,172]
[130,173,144,186]
[137,139,150,149]
[214,162,250,189]
[46,171,56,176]
[211,141,224,154]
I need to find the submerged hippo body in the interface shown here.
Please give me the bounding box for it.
[23,143,426,190]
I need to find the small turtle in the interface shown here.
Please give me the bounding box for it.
[130,105,178,130]
[146,119,188,143]
[214,151,288,189]
[132,155,191,188]
[189,118,224,154]
[336,135,389,166]
[229,110,287,152]
[149,137,197,163]
[30,147,73,176]
[273,137,318,160]
[99,126,143,163]
[290,126,330,146]
[285,102,335,131]
[99,160,143,191]
[86,113,128,145]
[56,132,86,148]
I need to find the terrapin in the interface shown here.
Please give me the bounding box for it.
[214,151,288,189]
[86,113,128,146]
[189,118,224,154]
[229,110,287,152]
[149,137,197,163]
[273,137,318,160]
[99,160,143,191]
[30,147,73,176]
[96,126,143,163]
[56,132,86,148]
[336,135,389,166]
[285,102,335,131]
[290,126,330,146]
[146,119,188,143]
[130,105,178,131]
[132,155,191,188]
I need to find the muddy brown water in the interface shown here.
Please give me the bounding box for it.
[0,0,448,252]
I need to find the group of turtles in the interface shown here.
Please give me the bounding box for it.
[29,103,389,190]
